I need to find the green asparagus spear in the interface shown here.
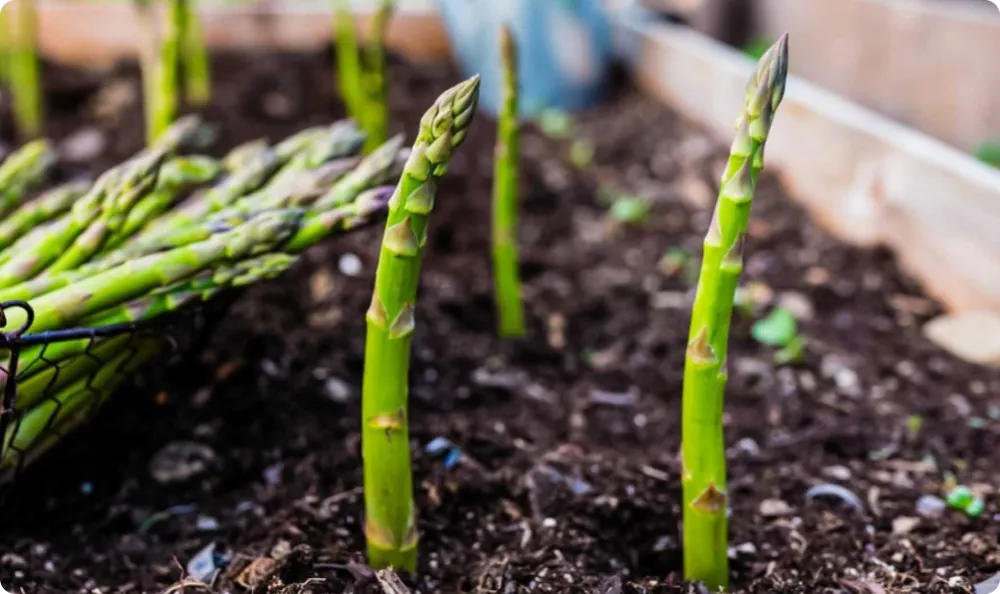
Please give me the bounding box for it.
[222,138,270,172]
[0,139,56,216]
[361,0,394,153]
[0,181,89,250]
[44,148,168,274]
[681,34,788,590]
[2,208,303,333]
[0,6,9,84]
[334,0,364,125]
[151,0,185,143]
[14,335,133,412]
[362,75,480,572]
[178,0,211,105]
[282,185,394,252]
[314,134,404,208]
[107,155,223,248]
[492,26,525,338]
[8,0,43,139]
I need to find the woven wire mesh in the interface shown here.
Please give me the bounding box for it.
[0,295,235,485]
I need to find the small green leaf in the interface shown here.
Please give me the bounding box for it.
[945,485,973,510]
[609,195,649,225]
[974,141,1000,169]
[751,307,798,346]
[965,497,985,518]
[774,335,806,365]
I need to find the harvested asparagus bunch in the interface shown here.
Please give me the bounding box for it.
[681,34,789,590]
[0,117,412,479]
[362,75,481,572]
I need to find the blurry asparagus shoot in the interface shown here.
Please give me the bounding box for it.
[492,25,525,338]
[6,0,43,139]
[334,0,394,153]
[362,75,480,572]
[681,34,789,590]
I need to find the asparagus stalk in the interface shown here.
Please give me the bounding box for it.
[0,6,9,84]
[360,0,394,154]
[0,181,89,250]
[491,26,525,339]
[333,0,364,126]
[362,75,480,572]
[222,138,270,172]
[0,138,56,217]
[314,134,404,208]
[14,335,133,411]
[178,0,211,105]
[44,148,168,274]
[681,35,788,590]
[1,208,303,333]
[148,0,184,143]
[8,0,43,139]
[282,185,394,253]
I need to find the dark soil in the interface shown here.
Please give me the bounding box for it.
[1,48,999,594]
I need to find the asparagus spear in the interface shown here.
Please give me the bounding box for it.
[0,139,56,216]
[282,185,394,253]
[362,75,480,572]
[1,208,303,333]
[222,138,270,172]
[360,0,394,154]
[108,155,224,248]
[178,0,211,105]
[492,26,526,339]
[333,0,364,126]
[314,134,404,208]
[0,181,90,250]
[0,6,9,85]
[14,335,133,412]
[151,0,185,143]
[681,35,788,590]
[8,0,43,139]
[44,148,168,274]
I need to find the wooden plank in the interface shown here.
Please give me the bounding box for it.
[31,0,450,70]
[754,0,1000,153]
[614,11,1000,314]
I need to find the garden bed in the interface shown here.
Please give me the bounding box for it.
[1,48,999,594]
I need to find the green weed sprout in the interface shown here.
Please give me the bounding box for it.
[362,75,480,573]
[8,0,43,139]
[334,0,394,153]
[491,25,525,338]
[681,34,789,590]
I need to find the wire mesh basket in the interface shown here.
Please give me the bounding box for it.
[0,294,234,485]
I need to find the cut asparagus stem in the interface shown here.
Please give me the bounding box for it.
[362,75,480,573]
[492,25,526,339]
[681,34,788,591]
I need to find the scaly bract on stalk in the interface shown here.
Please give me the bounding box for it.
[362,75,480,573]
[681,34,788,591]
[491,25,525,338]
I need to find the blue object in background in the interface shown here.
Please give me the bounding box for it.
[434,0,614,118]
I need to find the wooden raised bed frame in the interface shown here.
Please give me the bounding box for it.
[29,1,1000,319]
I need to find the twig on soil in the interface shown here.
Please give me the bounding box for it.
[374,569,412,594]
[159,578,215,594]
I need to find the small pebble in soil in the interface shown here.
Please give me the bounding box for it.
[916,494,947,518]
[196,515,220,532]
[892,516,920,535]
[60,127,107,163]
[186,542,228,584]
[759,499,793,517]
[148,441,217,484]
[338,253,363,277]
[805,483,865,513]
[323,376,354,403]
